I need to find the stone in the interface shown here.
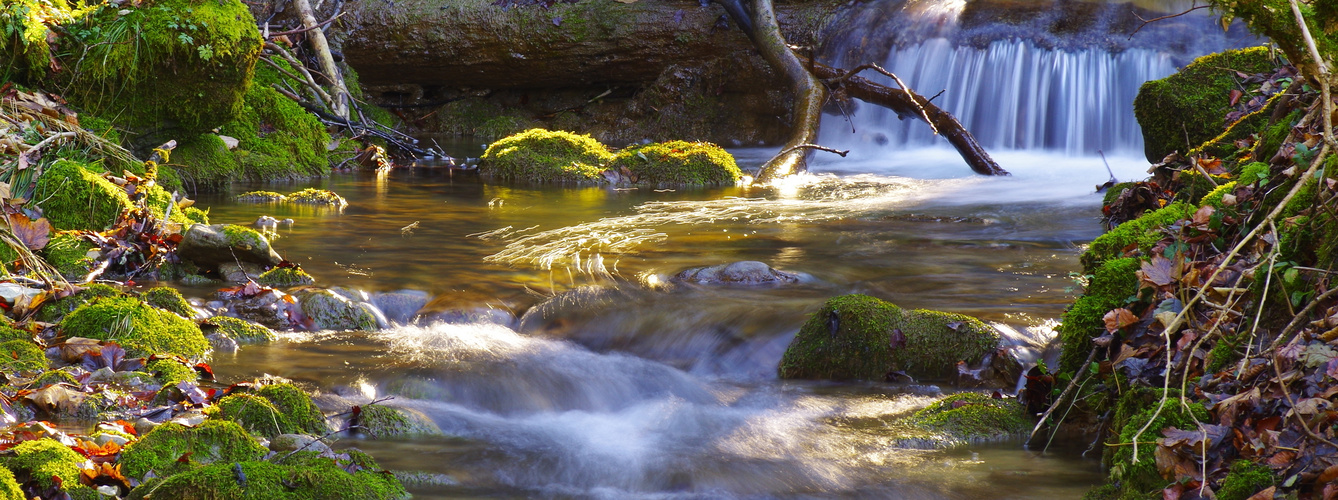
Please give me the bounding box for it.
[672,261,803,285]
[294,289,377,331]
[219,261,266,283]
[369,290,430,325]
[206,332,240,354]
[270,434,332,455]
[226,289,296,329]
[177,223,283,270]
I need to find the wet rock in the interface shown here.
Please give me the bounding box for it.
[177,223,283,270]
[255,266,315,287]
[206,332,240,354]
[421,307,515,328]
[226,289,295,329]
[672,261,803,285]
[778,294,1001,383]
[292,289,379,331]
[370,290,430,325]
[892,392,1029,449]
[354,404,442,438]
[219,261,266,283]
[206,316,277,344]
[270,434,332,455]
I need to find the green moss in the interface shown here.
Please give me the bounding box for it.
[170,133,241,187]
[41,231,97,279]
[32,368,78,388]
[0,339,46,373]
[219,85,331,179]
[0,0,72,79]
[236,190,288,203]
[356,405,440,437]
[119,420,267,480]
[298,289,377,331]
[34,159,132,231]
[1107,401,1208,498]
[287,188,347,207]
[54,0,263,137]
[0,463,21,500]
[209,393,293,438]
[904,392,1029,442]
[481,128,613,183]
[35,282,123,323]
[256,383,328,436]
[610,141,742,186]
[74,389,126,420]
[181,206,209,224]
[133,458,407,500]
[1218,460,1274,500]
[223,224,269,253]
[1134,47,1277,163]
[1081,202,1194,271]
[256,266,315,287]
[1210,0,1337,80]
[207,315,277,344]
[1254,110,1302,161]
[147,358,198,386]
[0,324,28,343]
[1059,258,1142,374]
[778,294,998,381]
[1102,182,1136,207]
[0,438,92,498]
[1199,181,1238,209]
[59,296,209,359]
[141,286,193,318]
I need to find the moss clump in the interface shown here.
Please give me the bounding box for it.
[59,296,209,359]
[1134,47,1277,163]
[209,390,326,438]
[34,159,133,231]
[1106,401,1209,498]
[54,0,263,138]
[0,323,30,343]
[1081,202,1194,271]
[0,339,46,373]
[42,231,97,279]
[257,383,329,436]
[181,206,210,225]
[35,283,123,323]
[1199,181,1238,210]
[131,458,407,500]
[170,133,241,187]
[32,369,79,388]
[904,392,1029,443]
[219,84,332,179]
[287,188,347,207]
[207,316,277,344]
[256,266,316,287]
[481,128,614,183]
[609,140,742,186]
[119,420,267,480]
[236,191,288,203]
[146,358,198,386]
[222,224,270,253]
[1238,162,1271,186]
[778,294,998,381]
[1218,460,1274,500]
[298,289,377,331]
[141,286,193,318]
[0,438,92,498]
[0,464,21,500]
[355,405,441,437]
[1059,258,1142,374]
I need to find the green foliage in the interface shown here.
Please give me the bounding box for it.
[236,190,287,203]
[905,392,1029,441]
[1210,0,1336,79]
[59,296,209,359]
[1133,47,1276,163]
[1059,258,1142,374]
[1238,162,1271,185]
[207,315,276,344]
[1218,460,1274,500]
[1081,202,1194,271]
[41,231,96,279]
[141,286,193,318]
[481,128,612,183]
[131,457,407,500]
[610,140,742,185]
[0,339,46,373]
[34,159,132,231]
[0,438,93,498]
[119,420,266,480]
[219,85,332,179]
[256,266,315,287]
[1199,181,1238,210]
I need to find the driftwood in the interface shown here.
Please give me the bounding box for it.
[809,60,1008,176]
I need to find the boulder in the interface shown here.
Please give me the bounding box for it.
[177,224,283,270]
[370,290,430,325]
[119,420,267,480]
[220,261,267,283]
[295,289,378,331]
[609,140,741,186]
[672,261,803,285]
[58,296,209,360]
[354,404,442,438]
[778,294,1000,382]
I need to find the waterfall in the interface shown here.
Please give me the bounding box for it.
[819,0,1261,157]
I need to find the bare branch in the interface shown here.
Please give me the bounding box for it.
[1128,3,1209,40]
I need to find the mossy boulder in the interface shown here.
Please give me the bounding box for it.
[42,231,97,279]
[296,289,378,331]
[218,84,332,179]
[0,464,21,500]
[1058,258,1142,374]
[206,315,277,344]
[0,339,46,373]
[898,392,1029,447]
[34,283,124,323]
[177,223,283,269]
[609,140,742,185]
[355,404,443,438]
[236,191,288,203]
[141,286,194,318]
[481,128,614,183]
[288,188,348,207]
[1133,47,1277,163]
[208,384,327,437]
[778,294,1000,382]
[34,159,133,231]
[0,438,94,498]
[256,383,329,436]
[256,266,316,287]
[1102,399,1209,498]
[129,457,407,500]
[119,420,267,480]
[1081,202,1194,272]
[59,296,210,359]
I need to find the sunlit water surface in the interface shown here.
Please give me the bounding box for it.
[191,145,1142,498]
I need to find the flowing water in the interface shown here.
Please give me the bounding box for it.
[195,0,1262,497]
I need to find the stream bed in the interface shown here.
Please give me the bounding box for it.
[193,146,1149,498]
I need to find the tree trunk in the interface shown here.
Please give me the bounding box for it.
[293,0,349,119]
[745,0,827,184]
[804,60,1008,176]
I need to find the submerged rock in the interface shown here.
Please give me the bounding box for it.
[895,392,1030,448]
[177,223,283,269]
[778,294,1000,383]
[353,404,442,438]
[369,289,429,325]
[295,289,379,331]
[672,261,802,285]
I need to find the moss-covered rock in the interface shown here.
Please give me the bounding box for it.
[778,294,999,381]
[355,404,442,438]
[130,457,408,500]
[0,339,46,373]
[609,140,741,185]
[296,289,377,331]
[206,315,277,344]
[0,464,21,500]
[900,392,1029,446]
[41,231,97,279]
[119,420,267,480]
[219,85,331,179]
[255,266,316,287]
[34,159,132,231]
[236,190,288,203]
[177,223,283,269]
[1081,202,1194,271]
[59,296,210,359]
[146,357,199,386]
[1103,400,1209,498]
[481,128,613,183]
[32,369,79,388]
[1059,258,1142,374]
[169,133,241,187]
[0,324,30,343]
[256,383,329,436]
[0,438,93,497]
[1134,47,1277,163]
[34,283,123,323]
[141,286,194,318]
[287,188,347,207]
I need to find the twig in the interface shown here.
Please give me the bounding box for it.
[1028,346,1098,444]
[268,11,346,37]
[263,45,334,107]
[259,54,333,108]
[1269,283,1338,350]
[17,131,77,164]
[830,63,939,135]
[775,143,849,158]
[1128,3,1208,39]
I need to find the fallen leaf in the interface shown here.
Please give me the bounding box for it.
[1104,308,1139,332]
[1139,255,1179,288]
[9,213,50,250]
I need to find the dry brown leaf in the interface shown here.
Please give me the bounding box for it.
[1245,486,1275,500]
[1104,308,1139,332]
[9,213,50,250]
[1139,255,1179,288]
